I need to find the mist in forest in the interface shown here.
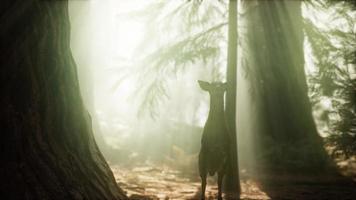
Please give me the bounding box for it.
[69,0,213,168]
[68,0,355,199]
[2,0,356,199]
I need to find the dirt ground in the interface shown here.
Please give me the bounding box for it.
[111,157,356,200]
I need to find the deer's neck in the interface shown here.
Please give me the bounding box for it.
[208,95,225,120]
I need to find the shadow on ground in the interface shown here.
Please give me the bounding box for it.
[112,157,356,200]
[251,173,356,200]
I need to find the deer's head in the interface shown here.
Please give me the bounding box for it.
[198,80,227,96]
[198,80,227,111]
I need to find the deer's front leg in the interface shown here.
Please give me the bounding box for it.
[217,171,224,200]
[200,173,207,200]
[199,151,207,200]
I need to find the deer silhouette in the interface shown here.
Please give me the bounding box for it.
[198,80,230,200]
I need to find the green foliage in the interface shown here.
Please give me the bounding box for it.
[305,1,356,157]
[115,0,228,118]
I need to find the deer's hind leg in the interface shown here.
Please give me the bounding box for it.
[217,171,224,200]
[200,172,207,200]
[199,152,207,200]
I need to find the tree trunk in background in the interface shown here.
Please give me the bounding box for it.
[0,1,126,199]
[242,0,333,173]
[225,0,241,194]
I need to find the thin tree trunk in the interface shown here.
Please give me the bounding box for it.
[0,1,126,199]
[225,0,241,194]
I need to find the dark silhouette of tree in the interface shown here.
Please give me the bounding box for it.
[0,1,126,199]
[241,0,334,173]
[224,0,241,195]
[305,1,356,158]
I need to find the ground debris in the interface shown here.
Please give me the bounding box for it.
[111,165,270,200]
[111,157,356,200]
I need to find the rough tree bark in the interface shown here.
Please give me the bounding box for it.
[0,1,126,199]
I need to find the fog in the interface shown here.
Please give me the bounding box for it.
[68,0,355,199]
[69,0,228,169]
[69,0,324,168]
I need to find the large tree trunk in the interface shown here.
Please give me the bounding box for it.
[241,0,333,173]
[0,1,126,199]
[225,0,241,194]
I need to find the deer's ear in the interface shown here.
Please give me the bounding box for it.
[198,80,210,91]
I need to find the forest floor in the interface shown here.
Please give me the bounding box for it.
[111,156,356,200]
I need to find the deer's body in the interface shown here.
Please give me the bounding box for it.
[198,81,230,200]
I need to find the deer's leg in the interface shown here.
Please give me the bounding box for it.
[217,171,224,200]
[200,173,207,200]
[199,151,207,200]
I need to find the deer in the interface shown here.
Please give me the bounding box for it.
[198,80,230,200]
